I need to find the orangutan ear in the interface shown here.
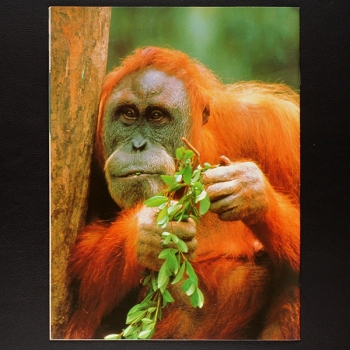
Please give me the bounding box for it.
[202,105,210,125]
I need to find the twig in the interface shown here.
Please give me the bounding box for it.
[181,137,201,168]
[181,137,200,159]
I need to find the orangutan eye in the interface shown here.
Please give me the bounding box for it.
[123,107,137,120]
[117,106,138,124]
[150,110,163,120]
[148,108,170,125]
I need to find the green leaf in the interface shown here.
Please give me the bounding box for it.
[177,250,181,265]
[162,289,175,302]
[167,203,181,217]
[176,238,188,253]
[139,292,154,310]
[142,322,155,331]
[173,174,182,183]
[123,325,134,337]
[196,288,205,308]
[192,181,204,191]
[164,235,171,245]
[157,207,169,226]
[104,334,122,340]
[126,310,147,324]
[170,233,179,243]
[141,318,154,324]
[182,214,189,221]
[167,249,179,274]
[159,220,169,229]
[169,183,185,192]
[130,331,138,339]
[174,211,183,222]
[182,200,190,213]
[164,234,172,245]
[184,150,195,160]
[158,248,171,260]
[185,260,198,285]
[160,278,169,293]
[183,166,192,184]
[147,306,157,314]
[176,146,185,159]
[139,300,154,310]
[204,162,211,170]
[127,303,143,315]
[189,214,199,223]
[158,202,167,210]
[190,287,199,306]
[177,194,187,205]
[186,282,196,296]
[158,263,171,289]
[176,167,185,175]
[192,205,200,218]
[160,175,174,185]
[172,262,186,284]
[144,195,168,207]
[142,274,151,286]
[144,291,155,302]
[181,278,192,292]
[191,169,201,183]
[138,329,152,339]
[199,194,211,215]
[195,189,208,203]
[151,274,157,292]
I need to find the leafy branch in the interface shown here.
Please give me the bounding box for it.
[105,139,212,340]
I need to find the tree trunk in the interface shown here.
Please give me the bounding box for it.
[50,6,111,339]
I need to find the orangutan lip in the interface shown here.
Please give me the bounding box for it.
[117,172,159,178]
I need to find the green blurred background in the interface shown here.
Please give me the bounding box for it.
[107,7,299,91]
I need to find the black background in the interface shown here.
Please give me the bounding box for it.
[1,0,350,349]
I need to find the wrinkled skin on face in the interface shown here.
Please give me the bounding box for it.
[103,68,192,209]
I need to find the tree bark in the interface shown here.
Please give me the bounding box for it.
[50,6,111,338]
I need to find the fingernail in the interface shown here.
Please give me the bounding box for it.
[219,155,231,166]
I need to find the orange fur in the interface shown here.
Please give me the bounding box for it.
[66,47,300,339]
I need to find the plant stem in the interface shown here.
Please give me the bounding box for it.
[154,291,162,325]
